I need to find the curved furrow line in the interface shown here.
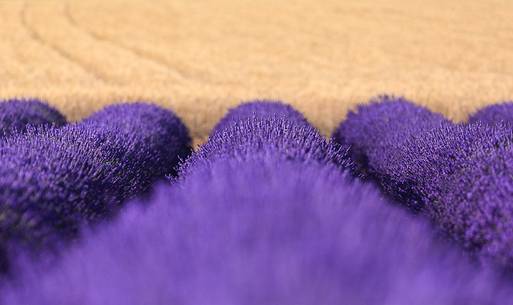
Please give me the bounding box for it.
[63,3,213,86]
[20,2,114,85]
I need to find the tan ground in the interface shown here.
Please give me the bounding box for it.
[1,0,512,145]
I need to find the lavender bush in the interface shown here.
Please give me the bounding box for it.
[333,97,513,270]
[82,103,191,177]
[184,101,352,175]
[0,102,191,273]
[332,95,448,209]
[0,99,66,137]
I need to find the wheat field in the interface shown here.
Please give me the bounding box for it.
[1,0,513,144]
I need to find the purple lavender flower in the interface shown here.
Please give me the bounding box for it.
[469,102,513,125]
[184,101,352,175]
[332,95,449,209]
[0,102,191,273]
[2,157,509,305]
[0,98,66,137]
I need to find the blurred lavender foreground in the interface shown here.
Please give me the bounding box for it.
[0,102,191,274]
[2,102,509,305]
[0,99,66,138]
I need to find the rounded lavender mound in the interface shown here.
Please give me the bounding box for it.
[2,158,509,305]
[0,103,191,273]
[383,122,513,210]
[439,145,513,269]
[335,99,513,270]
[83,102,192,177]
[469,102,513,125]
[0,99,66,137]
[184,101,351,174]
[332,95,448,208]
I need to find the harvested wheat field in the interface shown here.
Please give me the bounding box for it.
[1,0,513,144]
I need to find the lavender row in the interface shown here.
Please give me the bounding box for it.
[333,96,513,270]
[2,102,509,304]
[0,102,191,274]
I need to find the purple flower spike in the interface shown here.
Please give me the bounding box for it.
[0,102,191,273]
[183,101,352,175]
[0,98,66,137]
[2,158,509,305]
[332,95,448,208]
[469,102,513,125]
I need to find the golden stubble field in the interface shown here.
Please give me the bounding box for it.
[1,0,513,144]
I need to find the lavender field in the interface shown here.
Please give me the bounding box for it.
[0,98,513,304]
